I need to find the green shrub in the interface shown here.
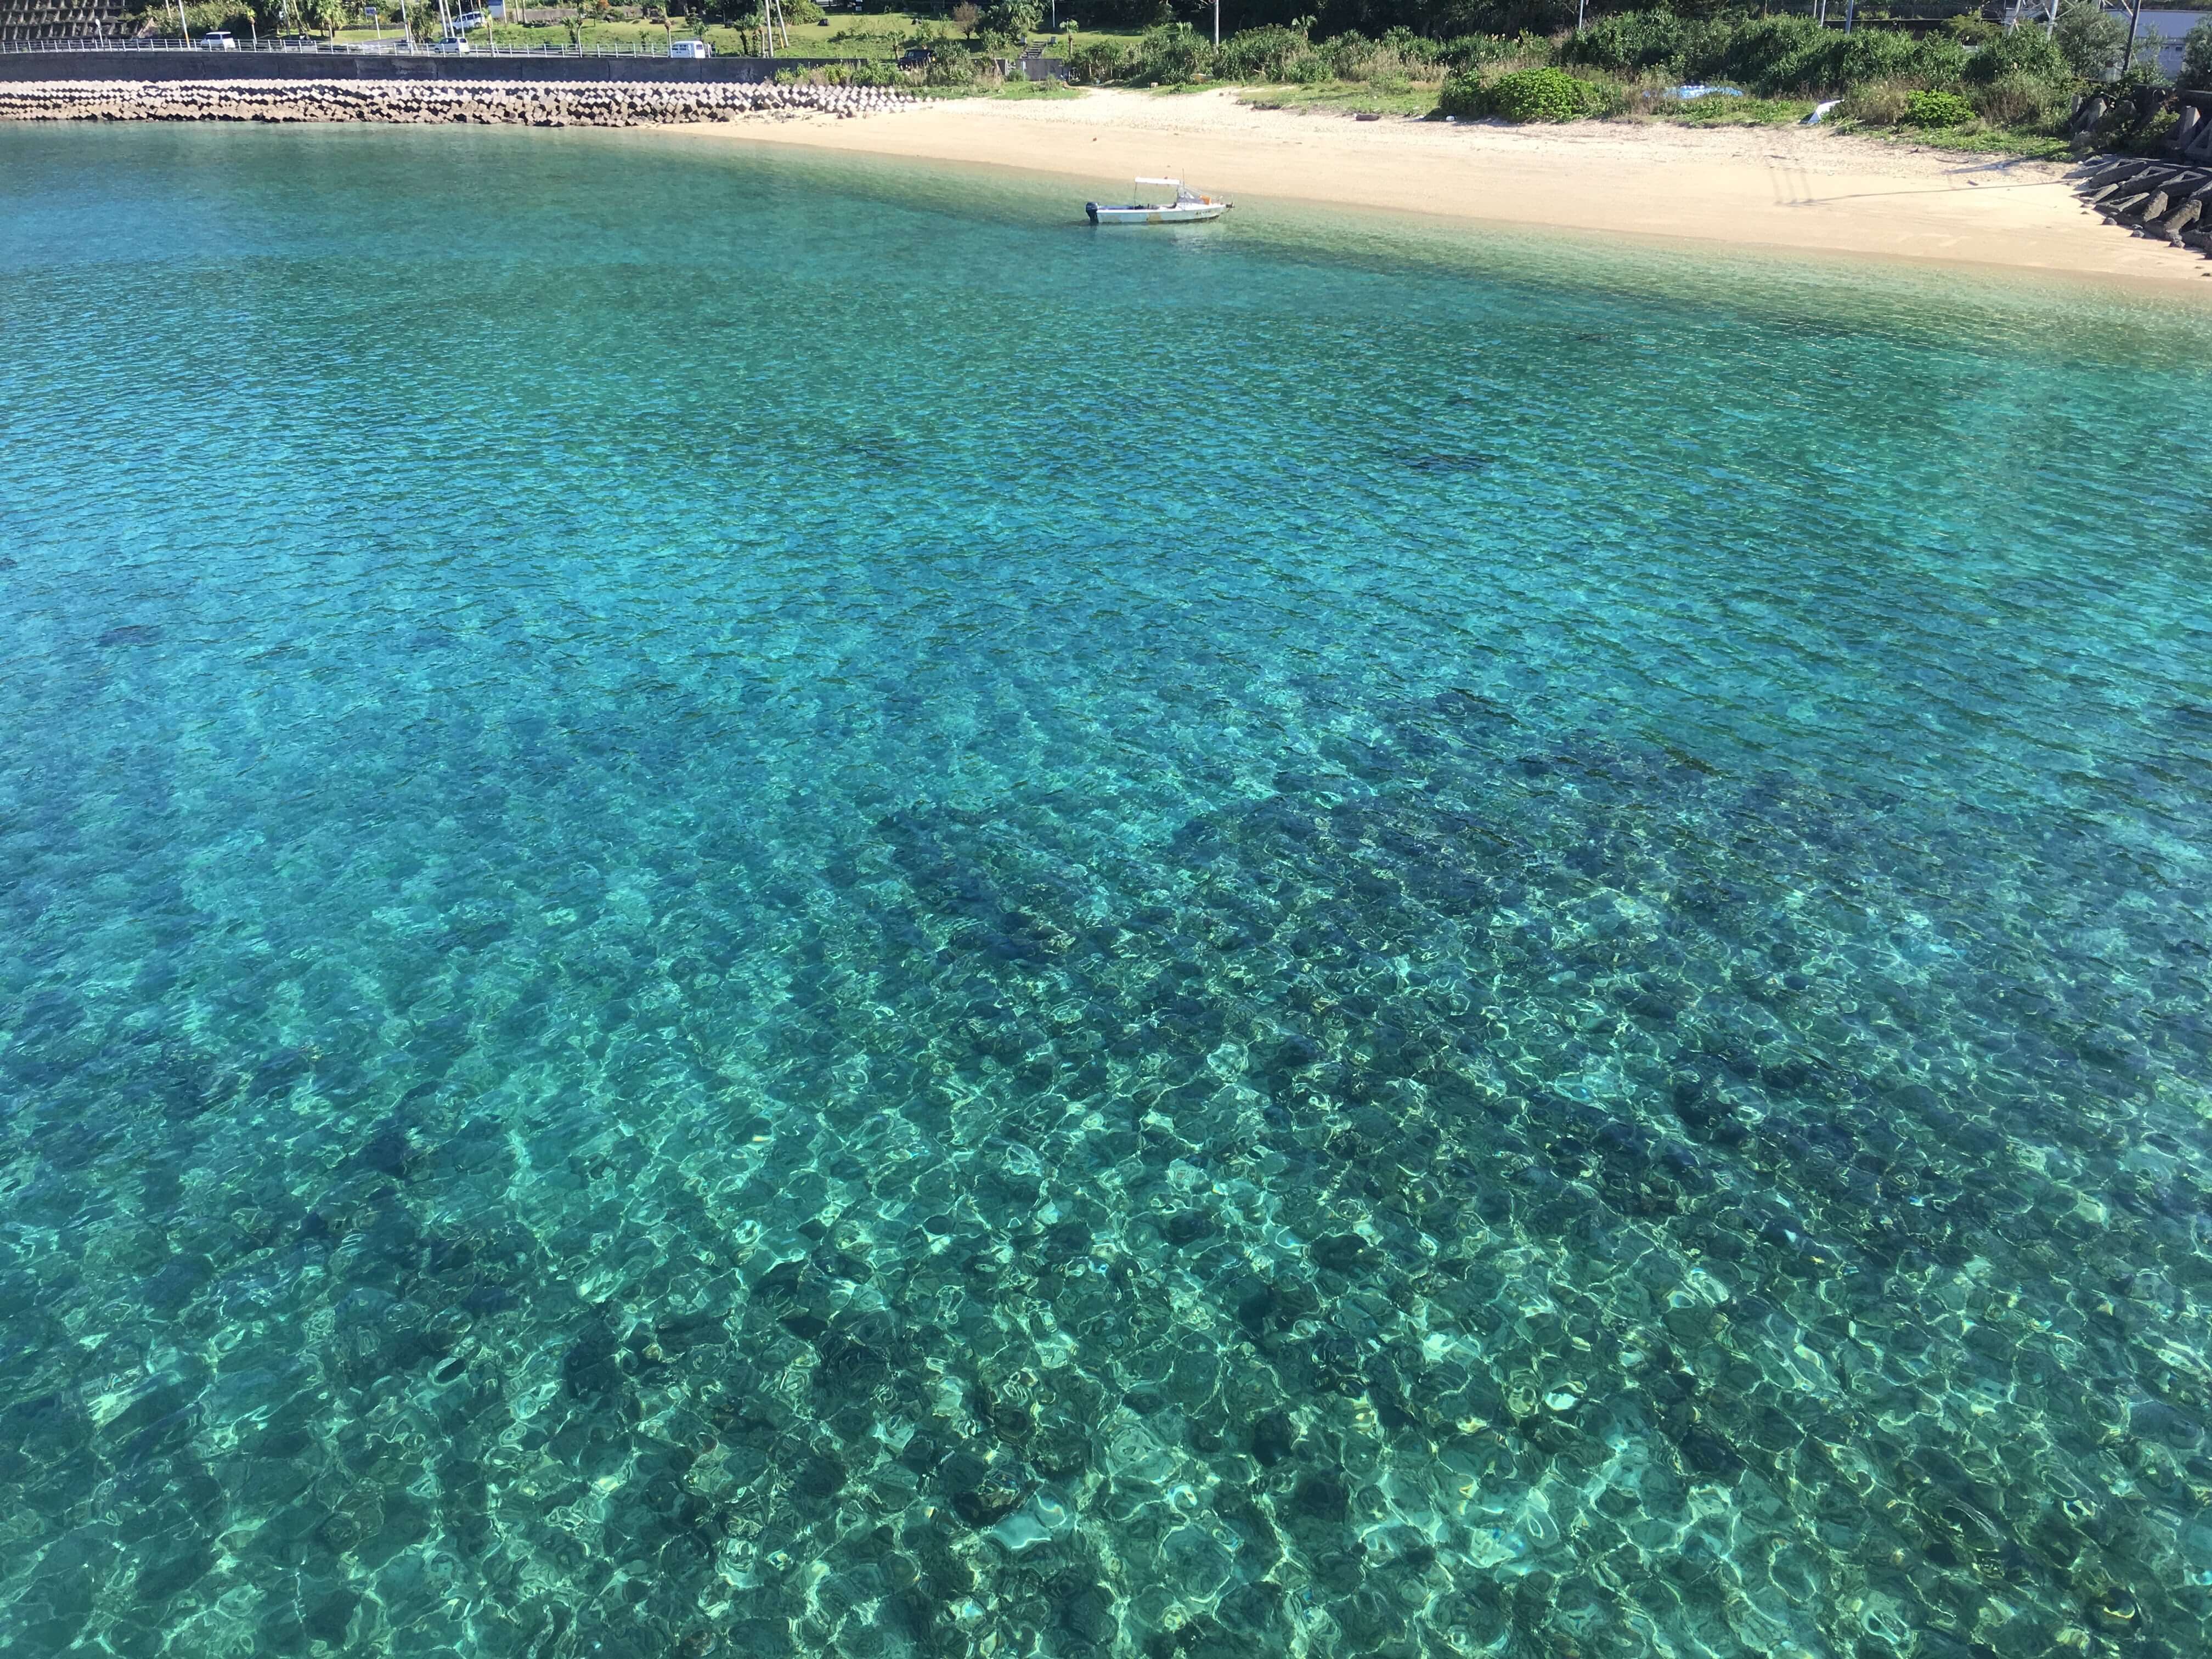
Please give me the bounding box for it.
[1562,9,1689,76]
[1318,33,1416,82]
[1707,15,1831,94]
[2183,18,2212,91]
[1438,66,1486,117]
[1379,25,1442,69]
[1214,24,1304,81]
[922,49,983,85]
[974,0,1038,46]
[1835,29,1965,90]
[1693,17,1967,97]
[1900,88,1974,126]
[1471,66,1615,122]
[1837,76,1913,125]
[1971,67,2058,127]
[1578,76,1632,118]
[1963,25,2068,86]
[1944,14,2001,46]
[1438,31,1547,71]
[826,59,900,86]
[1130,21,1211,83]
[1064,38,1130,82]
[1654,91,1812,125]
[2053,0,2126,81]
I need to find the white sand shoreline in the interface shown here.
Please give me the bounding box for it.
[8,77,2203,292]
[710,88,2212,296]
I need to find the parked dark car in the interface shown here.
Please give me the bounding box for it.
[897,46,932,67]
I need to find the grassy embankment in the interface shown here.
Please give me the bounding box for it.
[1077,12,2207,161]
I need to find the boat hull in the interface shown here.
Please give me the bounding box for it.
[1086,201,1229,225]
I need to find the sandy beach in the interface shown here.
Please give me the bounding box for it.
[723,87,2209,291]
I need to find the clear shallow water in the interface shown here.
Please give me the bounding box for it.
[3,122,2212,1659]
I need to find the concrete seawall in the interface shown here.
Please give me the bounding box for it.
[0,76,915,123]
[0,48,840,83]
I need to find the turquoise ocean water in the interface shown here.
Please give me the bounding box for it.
[4,122,2212,1659]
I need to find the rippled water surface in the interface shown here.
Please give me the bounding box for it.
[4,122,2212,1659]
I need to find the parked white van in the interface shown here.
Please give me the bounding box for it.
[669,38,712,57]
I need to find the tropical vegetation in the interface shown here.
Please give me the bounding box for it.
[1072,4,2202,154]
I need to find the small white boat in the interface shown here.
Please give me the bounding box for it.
[1086,178,1231,226]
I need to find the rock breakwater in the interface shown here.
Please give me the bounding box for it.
[0,78,914,127]
[2072,157,2212,260]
